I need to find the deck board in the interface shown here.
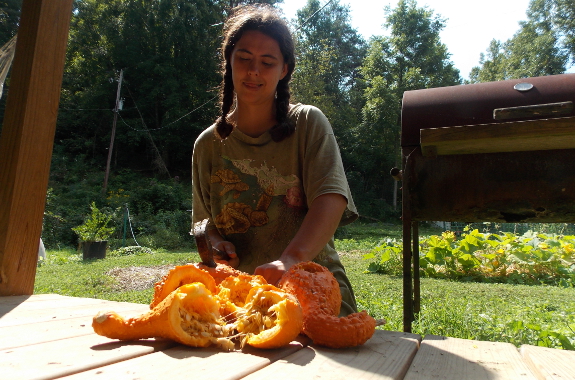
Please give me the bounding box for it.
[403,335,537,380]
[240,330,421,380]
[0,299,149,328]
[520,345,575,380]
[0,309,143,351]
[0,334,175,380]
[59,338,310,380]
[3,294,574,379]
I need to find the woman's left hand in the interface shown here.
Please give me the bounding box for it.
[254,257,298,286]
[255,194,348,285]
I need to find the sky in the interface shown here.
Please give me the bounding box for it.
[280,0,534,79]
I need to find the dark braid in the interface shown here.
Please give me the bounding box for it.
[270,75,295,142]
[215,63,235,139]
[216,4,296,142]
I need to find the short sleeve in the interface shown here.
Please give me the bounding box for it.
[294,105,359,226]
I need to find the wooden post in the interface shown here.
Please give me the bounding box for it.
[0,0,74,296]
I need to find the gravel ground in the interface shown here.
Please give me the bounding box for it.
[107,265,173,291]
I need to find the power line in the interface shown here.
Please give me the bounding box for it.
[118,87,218,132]
[295,0,335,31]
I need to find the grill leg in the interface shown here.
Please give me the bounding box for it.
[413,221,420,314]
[403,218,413,332]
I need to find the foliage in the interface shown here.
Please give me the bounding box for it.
[34,249,197,303]
[58,0,225,176]
[108,245,154,257]
[0,0,21,125]
[0,0,21,44]
[348,0,461,219]
[72,202,116,242]
[469,0,570,82]
[43,155,193,250]
[364,227,575,287]
[289,0,374,217]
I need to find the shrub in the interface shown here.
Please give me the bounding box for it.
[72,202,115,242]
[108,246,154,257]
[364,228,575,287]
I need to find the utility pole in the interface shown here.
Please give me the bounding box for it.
[102,69,123,195]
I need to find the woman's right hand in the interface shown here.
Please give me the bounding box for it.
[212,240,240,268]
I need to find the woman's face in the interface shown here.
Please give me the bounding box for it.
[231,30,288,109]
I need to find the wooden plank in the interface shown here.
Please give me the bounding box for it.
[420,117,575,156]
[58,337,310,380]
[0,334,176,380]
[520,344,575,380]
[0,299,149,327]
[0,316,98,351]
[0,294,67,305]
[404,335,537,380]
[241,330,421,380]
[0,295,127,315]
[0,0,74,295]
[0,305,149,351]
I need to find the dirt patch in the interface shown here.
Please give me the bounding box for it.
[107,265,173,292]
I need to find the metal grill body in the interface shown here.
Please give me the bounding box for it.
[399,73,575,332]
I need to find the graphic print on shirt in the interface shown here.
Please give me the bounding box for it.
[211,157,305,236]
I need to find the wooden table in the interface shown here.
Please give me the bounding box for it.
[1,295,574,380]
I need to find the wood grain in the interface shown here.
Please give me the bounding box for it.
[420,117,575,156]
[404,335,537,380]
[520,344,575,380]
[0,0,74,295]
[241,330,421,380]
[0,297,149,328]
[3,295,575,380]
[60,339,309,380]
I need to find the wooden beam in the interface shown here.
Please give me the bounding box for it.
[420,116,575,156]
[0,0,73,295]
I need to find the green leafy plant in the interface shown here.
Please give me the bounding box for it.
[364,227,575,287]
[109,246,153,257]
[72,202,115,242]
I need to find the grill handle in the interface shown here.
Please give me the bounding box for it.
[494,101,573,120]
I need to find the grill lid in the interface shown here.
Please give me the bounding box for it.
[401,73,575,148]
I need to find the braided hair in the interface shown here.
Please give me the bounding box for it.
[215,4,296,142]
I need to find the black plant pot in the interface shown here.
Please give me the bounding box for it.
[82,241,107,260]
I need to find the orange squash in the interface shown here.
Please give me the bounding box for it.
[278,261,377,348]
[235,285,303,349]
[93,265,303,350]
[194,262,246,285]
[217,274,268,320]
[93,282,234,350]
[150,265,217,309]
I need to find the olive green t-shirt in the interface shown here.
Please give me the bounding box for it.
[192,103,359,314]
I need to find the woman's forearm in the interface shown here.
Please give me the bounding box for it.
[279,193,347,263]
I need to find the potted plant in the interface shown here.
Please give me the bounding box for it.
[72,202,115,260]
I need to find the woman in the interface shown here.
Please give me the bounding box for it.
[192,4,359,315]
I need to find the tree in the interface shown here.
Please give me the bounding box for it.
[289,0,367,189]
[0,0,22,125]
[58,0,226,178]
[353,0,461,217]
[469,0,569,83]
[530,0,575,65]
[0,0,21,44]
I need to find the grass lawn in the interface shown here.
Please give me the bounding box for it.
[35,222,575,349]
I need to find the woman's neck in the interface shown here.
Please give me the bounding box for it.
[229,101,277,138]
